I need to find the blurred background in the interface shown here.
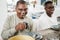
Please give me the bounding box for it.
[0,0,60,40]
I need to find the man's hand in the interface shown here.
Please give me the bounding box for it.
[15,23,26,31]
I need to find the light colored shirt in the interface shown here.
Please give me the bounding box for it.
[33,12,57,32]
[1,14,33,40]
[27,4,44,19]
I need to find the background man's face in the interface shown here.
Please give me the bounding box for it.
[45,3,54,15]
[16,4,28,19]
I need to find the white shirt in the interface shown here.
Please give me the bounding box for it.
[33,12,57,32]
[1,14,33,40]
[27,4,44,19]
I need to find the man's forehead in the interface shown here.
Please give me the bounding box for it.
[17,3,27,8]
[46,3,54,7]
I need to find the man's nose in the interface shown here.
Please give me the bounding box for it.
[51,8,54,11]
[21,11,25,15]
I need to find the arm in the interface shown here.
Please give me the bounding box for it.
[1,16,16,40]
[32,21,37,32]
[29,19,33,32]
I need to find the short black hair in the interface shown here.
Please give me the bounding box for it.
[16,0,27,7]
[44,1,53,6]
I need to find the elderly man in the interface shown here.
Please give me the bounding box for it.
[1,0,33,40]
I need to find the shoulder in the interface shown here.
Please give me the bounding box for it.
[39,13,47,20]
[6,14,16,21]
[25,16,33,24]
[25,16,33,21]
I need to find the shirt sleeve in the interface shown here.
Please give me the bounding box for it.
[32,21,37,32]
[29,18,33,32]
[1,16,16,40]
[32,19,41,32]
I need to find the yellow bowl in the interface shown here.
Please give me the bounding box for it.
[8,35,35,40]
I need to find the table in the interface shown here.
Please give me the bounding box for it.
[38,29,60,40]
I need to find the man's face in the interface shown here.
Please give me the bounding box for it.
[16,4,28,19]
[45,3,54,15]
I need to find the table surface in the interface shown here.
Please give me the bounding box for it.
[38,28,60,40]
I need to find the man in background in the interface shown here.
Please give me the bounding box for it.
[27,0,44,19]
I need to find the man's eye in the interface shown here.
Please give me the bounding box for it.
[49,6,54,9]
[19,9,23,11]
[24,8,27,11]
[18,8,27,11]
